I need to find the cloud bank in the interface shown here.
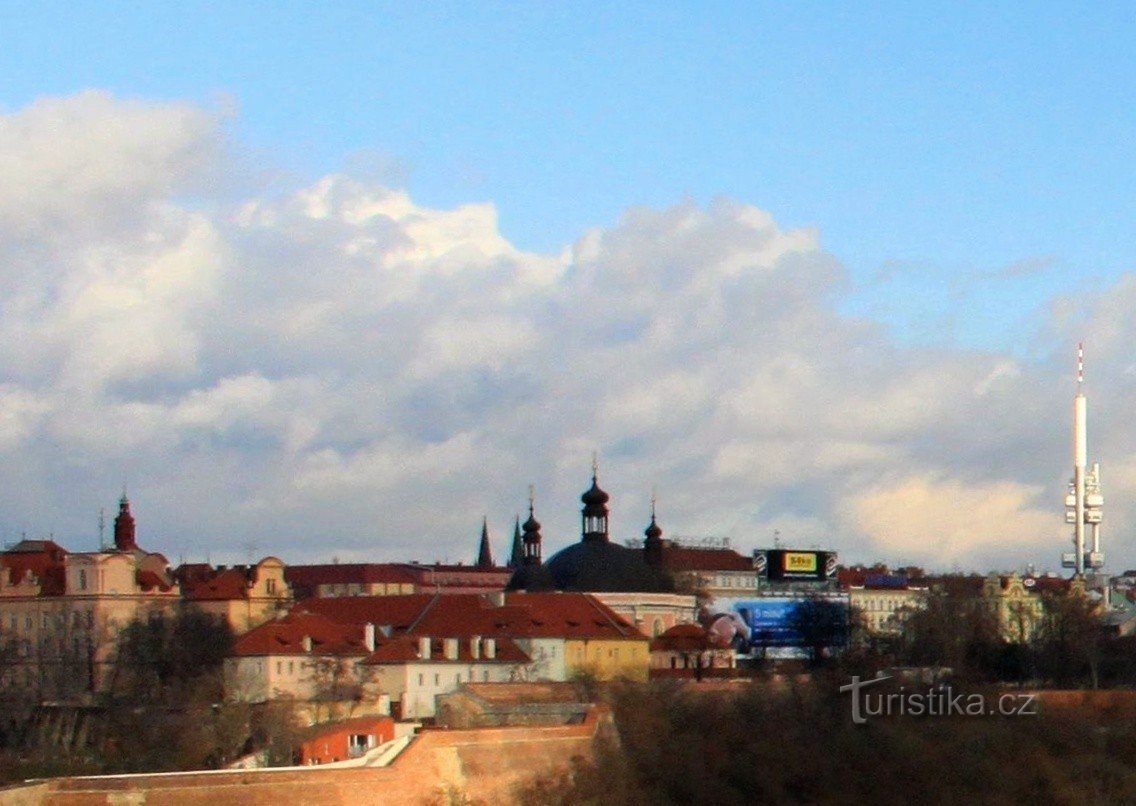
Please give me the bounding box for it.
[0,91,1125,571]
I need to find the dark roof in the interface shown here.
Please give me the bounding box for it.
[508,541,672,593]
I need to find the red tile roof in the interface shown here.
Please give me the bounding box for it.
[295,592,647,642]
[232,612,368,657]
[180,567,254,600]
[660,546,754,572]
[135,569,175,593]
[649,623,712,653]
[1,540,68,595]
[285,564,420,587]
[363,635,529,665]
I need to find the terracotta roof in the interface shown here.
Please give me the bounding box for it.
[659,545,754,573]
[650,623,712,653]
[1022,575,1072,593]
[303,715,393,741]
[363,635,529,665]
[285,564,420,587]
[181,567,255,600]
[296,592,647,642]
[232,612,368,657]
[136,569,175,593]
[1,540,68,595]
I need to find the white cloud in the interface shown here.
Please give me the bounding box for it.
[1,91,1130,571]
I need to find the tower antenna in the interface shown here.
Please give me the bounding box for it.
[1063,342,1104,577]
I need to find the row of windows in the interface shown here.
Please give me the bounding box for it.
[6,609,95,633]
[416,669,491,687]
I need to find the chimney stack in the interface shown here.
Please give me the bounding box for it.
[364,623,376,652]
[418,636,431,660]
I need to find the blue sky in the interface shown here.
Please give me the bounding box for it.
[2,3,1136,569]
[8,3,1136,339]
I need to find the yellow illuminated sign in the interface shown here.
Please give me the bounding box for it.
[783,552,818,573]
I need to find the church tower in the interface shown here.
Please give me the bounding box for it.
[580,462,610,544]
[113,493,139,552]
[644,496,664,566]
[522,490,543,567]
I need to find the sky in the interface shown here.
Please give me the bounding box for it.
[2,3,1136,572]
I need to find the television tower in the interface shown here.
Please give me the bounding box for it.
[1063,343,1104,576]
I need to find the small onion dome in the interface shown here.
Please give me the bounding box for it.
[581,477,610,507]
[644,516,662,541]
[523,512,541,535]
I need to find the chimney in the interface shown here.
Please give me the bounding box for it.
[484,638,496,659]
[444,638,458,660]
[471,635,481,660]
[418,636,431,660]
[302,635,312,653]
[364,623,376,652]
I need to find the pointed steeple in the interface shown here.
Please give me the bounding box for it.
[113,492,138,552]
[476,516,494,568]
[508,515,524,568]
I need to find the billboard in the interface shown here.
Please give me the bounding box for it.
[759,549,838,581]
[701,593,850,654]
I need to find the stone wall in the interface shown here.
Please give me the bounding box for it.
[2,706,612,805]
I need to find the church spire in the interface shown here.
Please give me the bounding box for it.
[508,515,524,568]
[476,516,494,568]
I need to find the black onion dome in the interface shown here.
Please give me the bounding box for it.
[541,541,672,593]
[644,516,662,540]
[581,476,609,508]
[523,512,541,533]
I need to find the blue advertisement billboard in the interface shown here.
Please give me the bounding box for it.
[701,595,849,654]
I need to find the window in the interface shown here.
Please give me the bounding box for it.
[418,673,424,686]
[276,661,282,674]
[266,578,277,594]
[78,569,87,591]
[434,673,440,686]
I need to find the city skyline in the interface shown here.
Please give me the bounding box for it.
[3,6,1136,571]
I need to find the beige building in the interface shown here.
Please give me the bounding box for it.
[177,556,291,633]
[0,497,180,699]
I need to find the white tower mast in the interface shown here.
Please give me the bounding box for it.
[1063,343,1104,576]
[1073,344,1087,576]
